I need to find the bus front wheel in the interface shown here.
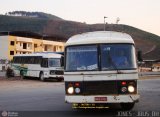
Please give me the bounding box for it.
[39,72,45,81]
[20,70,25,79]
[120,103,135,110]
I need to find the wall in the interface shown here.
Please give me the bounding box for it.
[0,36,9,59]
[8,36,16,60]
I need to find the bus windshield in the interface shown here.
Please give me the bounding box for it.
[65,44,137,71]
[101,44,137,70]
[48,58,61,67]
[66,45,98,71]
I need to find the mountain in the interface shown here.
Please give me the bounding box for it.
[0,12,160,60]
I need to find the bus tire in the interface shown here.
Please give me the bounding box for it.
[120,102,135,110]
[39,72,45,81]
[20,70,25,79]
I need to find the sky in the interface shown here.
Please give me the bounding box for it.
[0,0,160,36]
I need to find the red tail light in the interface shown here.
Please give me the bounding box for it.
[121,81,127,85]
[75,82,80,87]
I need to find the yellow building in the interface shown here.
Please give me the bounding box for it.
[152,63,160,72]
[0,32,65,60]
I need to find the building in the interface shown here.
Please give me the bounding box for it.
[152,63,160,72]
[0,31,65,61]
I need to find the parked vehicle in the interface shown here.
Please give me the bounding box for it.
[12,52,64,81]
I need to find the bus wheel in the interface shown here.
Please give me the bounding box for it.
[39,72,45,81]
[120,103,135,110]
[20,70,25,79]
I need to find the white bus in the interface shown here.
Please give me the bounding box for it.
[12,52,64,81]
[64,31,140,110]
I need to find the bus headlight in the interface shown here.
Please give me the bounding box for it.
[50,70,55,75]
[67,87,74,94]
[75,88,80,94]
[128,85,135,93]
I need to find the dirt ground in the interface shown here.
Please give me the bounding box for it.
[0,73,159,92]
[0,75,160,89]
[0,76,63,91]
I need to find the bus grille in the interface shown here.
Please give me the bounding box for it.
[55,70,64,75]
[83,81,118,95]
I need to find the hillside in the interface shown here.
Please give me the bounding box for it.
[0,13,160,60]
[5,11,63,20]
[0,15,48,33]
[43,20,160,60]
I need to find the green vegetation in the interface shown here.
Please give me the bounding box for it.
[0,15,47,33]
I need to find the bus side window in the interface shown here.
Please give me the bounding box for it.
[20,57,24,64]
[41,58,48,68]
[30,57,34,64]
[34,57,42,64]
[61,56,64,67]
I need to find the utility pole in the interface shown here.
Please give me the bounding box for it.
[104,16,107,31]
[116,17,120,24]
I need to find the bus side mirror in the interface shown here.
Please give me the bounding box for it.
[137,50,143,62]
[61,56,64,67]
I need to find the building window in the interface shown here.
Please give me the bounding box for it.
[53,46,56,51]
[34,44,37,48]
[23,43,27,49]
[59,46,62,50]
[44,45,48,51]
[10,51,14,55]
[10,41,15,46]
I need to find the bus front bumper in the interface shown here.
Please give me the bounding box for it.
[49,75,64,80]
[44,74,64,80]
[65,95,139,103]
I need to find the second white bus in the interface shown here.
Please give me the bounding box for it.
[12,52,64,81]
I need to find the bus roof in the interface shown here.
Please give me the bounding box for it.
[65,31,134,46]
[14,53,62,58]
[34,52,64,55]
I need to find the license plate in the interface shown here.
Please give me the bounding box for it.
[95,97,107,101]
